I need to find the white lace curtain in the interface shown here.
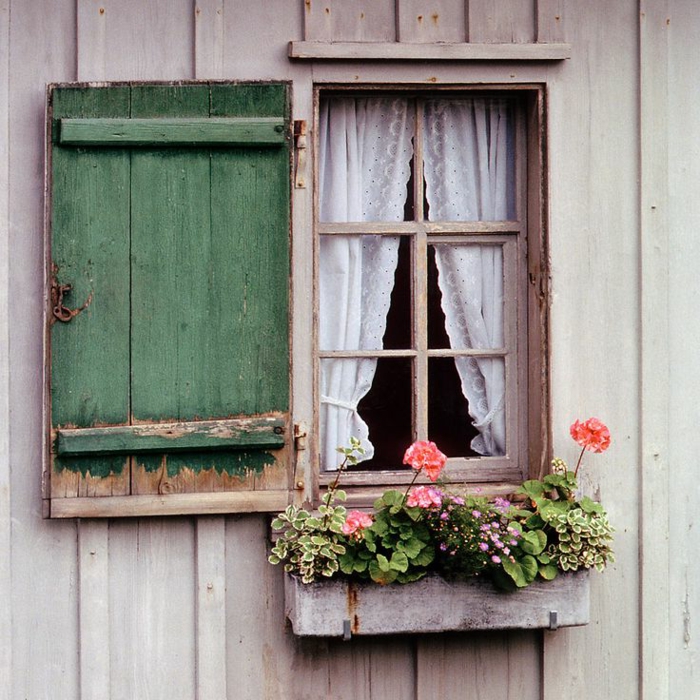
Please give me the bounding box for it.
[318,97,414,469]
[319,96,513,468]
[423,99,512,456]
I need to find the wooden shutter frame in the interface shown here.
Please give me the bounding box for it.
[43,81,294,518]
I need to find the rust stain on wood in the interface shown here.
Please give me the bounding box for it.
[347,582,360,634]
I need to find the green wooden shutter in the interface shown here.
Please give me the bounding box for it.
[46,83,292,517]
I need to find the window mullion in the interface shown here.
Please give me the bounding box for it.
[413,99,429,441]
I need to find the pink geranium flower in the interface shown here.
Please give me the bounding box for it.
[406,486,443,509]
[570,418,611,453]
[403,440,447,482]
[341,510,374,537]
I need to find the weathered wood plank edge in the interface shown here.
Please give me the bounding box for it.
[49,490,290,518]
[285,571,590,636]
[56,417,286,456]
[288,41,571,61]
[59,117,286,146]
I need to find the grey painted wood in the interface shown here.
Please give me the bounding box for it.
[640,2,671,698]
[0,0,11,696]
[668,1,700,696]
[286,573,590,636]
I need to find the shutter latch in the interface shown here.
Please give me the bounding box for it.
[51,272,93,323]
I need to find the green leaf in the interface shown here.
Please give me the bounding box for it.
[389,551,409,572]
[519,480,545,499]
[538,563,559,580]
[520,530,547,556]
[376,553,391,572]
[369,560,398,585]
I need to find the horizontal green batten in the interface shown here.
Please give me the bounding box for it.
[58,117,286,147]
[56,417,286,456]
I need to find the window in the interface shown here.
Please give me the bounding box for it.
[315,87,547,495]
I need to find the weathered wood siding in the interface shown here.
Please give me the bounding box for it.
[0,0,696,698]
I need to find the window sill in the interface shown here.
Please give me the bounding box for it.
[284,571,590,637]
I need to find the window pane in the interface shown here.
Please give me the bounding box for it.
[451,356,506,457]
[318,96,415,223]
[430,244,504,350]
[428,357,478,457]
[319,235,402,351]
[320,357,412,471]
[423,98,516,222]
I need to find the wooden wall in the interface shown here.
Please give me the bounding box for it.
[0,1,696,698]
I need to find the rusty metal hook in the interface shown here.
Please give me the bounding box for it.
[51,280,93,323]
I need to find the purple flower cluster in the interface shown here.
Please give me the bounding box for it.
[478,520,520,565]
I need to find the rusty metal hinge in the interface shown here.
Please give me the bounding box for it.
[294,120,307,189]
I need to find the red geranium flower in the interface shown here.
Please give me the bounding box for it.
[403,440,447,482]
[570,417,611,453]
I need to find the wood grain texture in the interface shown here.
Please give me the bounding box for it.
[109,519,197,699]
[194,0,226,79]
[535,0,565,43]
[9,6,80,698]
[668,3,700,695]
[0,1,11,696]
[196,517,228,699]
[468,0,536,43]
[59,117,286,146]
[78,520,110,700]
[289,40,571,60]
[639,1,671,698]
[397,0,466,43]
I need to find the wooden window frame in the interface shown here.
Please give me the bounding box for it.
[312,84,549,507]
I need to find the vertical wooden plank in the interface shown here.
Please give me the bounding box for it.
[535,0,564,43]
[0,1,11,696]
[332,1,396,42]
[544,2,640,699]
[76,0,194,81]
[397,0,466,43]
[639,1,670,698]
[417,632,540,700]
[468,0,535,43]
[109,519,197,700]
[50,87,131,498]
[10,0,80,695]
[194,0,226,78]
[304,0,333,42]
[668,3,700,695]
[195,517,227,699]
[129,85,212,424]
[78,520,110,700]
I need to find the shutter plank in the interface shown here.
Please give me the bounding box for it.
[57,417,286,456]
[59,117,286,146]
[50,86,131,496]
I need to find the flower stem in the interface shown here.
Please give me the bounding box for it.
[402,470,421,505]
[573,446,586,478]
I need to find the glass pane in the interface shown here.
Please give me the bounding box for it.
[423,98,516,222]
[319,235,401,351]
[429,244,504,350]
[429,356,506,458]
[319,357,412,471]
[318,96,415,223]
[356,357,413,469]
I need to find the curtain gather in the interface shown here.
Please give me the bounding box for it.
[318,97,414,469]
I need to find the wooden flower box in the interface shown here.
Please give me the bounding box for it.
[285,571,590,638]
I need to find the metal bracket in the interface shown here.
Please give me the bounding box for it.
[342,618,352,641]
[549,610,559,631]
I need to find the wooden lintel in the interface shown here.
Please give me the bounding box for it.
[59,117,286,146]
[56,417,286,456]
[288,41,571,61]
[49,490,290,518]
